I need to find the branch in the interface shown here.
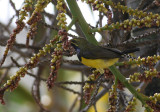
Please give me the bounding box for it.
[109,65,149,106]
[65,0,98,45]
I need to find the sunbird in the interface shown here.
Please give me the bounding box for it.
[70,38,139,73]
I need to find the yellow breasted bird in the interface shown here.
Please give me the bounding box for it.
[70,38,139,73]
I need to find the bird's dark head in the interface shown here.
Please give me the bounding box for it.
[70,38,88,50]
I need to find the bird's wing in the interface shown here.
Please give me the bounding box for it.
[81,45,122,59]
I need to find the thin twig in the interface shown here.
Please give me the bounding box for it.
[9,0,19,16]
[93,103,97,112]
[69,96,79,112]
[137,0,147,10]
[79,72,85,111]
[55,84,81,95]
[32,66,49,112]
[122,28,160,45]
[11,56,47,81]
[63,59,82,65]
[143,0,158,11]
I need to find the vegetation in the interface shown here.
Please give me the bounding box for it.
[0,0,160,112]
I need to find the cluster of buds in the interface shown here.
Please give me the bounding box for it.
[27,0,51,24]
[47,46,62,88]
[117,80,124,90]
[146,99,160,112]
[91,0,108,14]
[6,67,27,91]
[47,40,63,88]
[56,0,67,29]
[129,72,141,83]
[82,0,113,24]
[83,70,101,104]
[0,36,58,105]
[46,0,69,89]
[27,12,42,25]
[115,55,160,69]
[85,0,159,28]
[125,97,137,112]
[0,66,27,105]
[149,93,160,104]
[129,69,158,83]
[104,0,146,18]
[19,0,33,21]
[89,0,160,32]
[97,14,160,31]
[137,56,159,69]
[103,0,159,19]
[58,30,70,50]
[47,30,70,88]
[0,0,34,66]
[27,12,42,26]
[26,23,38,46]
[82,0,108,13]
[146,93,160,112]
[26,0,51,46]
[107,83,117,112]
[0,20,25,66]
[104,69,113,79]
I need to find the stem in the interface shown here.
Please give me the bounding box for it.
[90,25,113,32]
[66,0,98,45]
[67,17,77,31]
[109,65,149,106]
[115,60,139,66]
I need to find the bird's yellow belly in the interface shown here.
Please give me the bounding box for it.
[81,57,118,69]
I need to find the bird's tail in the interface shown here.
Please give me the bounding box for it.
[121,48,140,54]
[122,48,148,71]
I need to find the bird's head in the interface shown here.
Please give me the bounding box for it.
[70,38,87,50]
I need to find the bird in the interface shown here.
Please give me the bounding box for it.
[70,38,139,73]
